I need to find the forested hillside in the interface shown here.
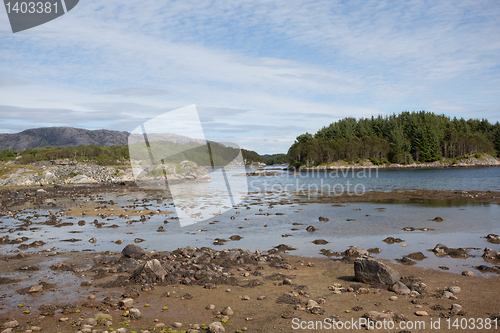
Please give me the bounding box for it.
[288,111,500,166]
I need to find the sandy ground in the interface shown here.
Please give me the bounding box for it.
[1,249,500,333]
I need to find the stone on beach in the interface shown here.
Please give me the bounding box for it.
[121,244,146,258]
[354,256,400,285]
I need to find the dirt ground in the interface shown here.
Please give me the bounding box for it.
[1,250,500,333]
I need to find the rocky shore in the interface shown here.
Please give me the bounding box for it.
[0,160,210,187]
[293,153,500,171]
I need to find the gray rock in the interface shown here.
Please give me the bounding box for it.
[462,270,474,277]
[121,244,146,258]
[140,259,167,281]
[345,246,369,257]
[354,256,400,285]
[83,318,97,326]
[118,298,134,309]
[442,291,454,299]
[2,320,19,329]
[221,307,233,316]
[483,247,500,260]
[363,311,395,322]
[390,281,410,295]
[451,304,462,314]
[129,308,142,319]
[208,322,225,333]
[448,286,461,294]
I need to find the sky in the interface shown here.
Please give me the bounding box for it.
[1,0,500,154]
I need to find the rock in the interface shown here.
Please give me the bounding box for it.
[129,308,142,319]
[415,310,429,316]
[462,270,474,277]
[221,307,233,316]
[483,247,500,260]
[173,322,183,328]
[2,321,19,329]
[257,296,266,300]
[432,244,468,258]
[344,246,369,257]
[357,288,370,294]
[208,322,225,333]
[134,259,167,281]
[409,291,420,297]
[354,256,400,285]
[391,281,410,295]
[451,304,462,314]
[83,318,97,326]
[389,296,398,301]
[306,226,316,232]
[116,328,126,333]
[281,310,295,319]
[442,291,455,299]
[318,217,329,222]
[283,278,292,285]
[382,237,404,244]
[406,252,427,260]
[312,239,329,245]
[486,234,500,244]
[206,304,216,310]
[242,295,250,300]
[121,244,146,258]
[432,217,444,222]
[448,286,461,294]
[306,299,318,308]
[28,284,43,293]
[309,306,325,315]
[363,311,395,322]
[119,298,134,309]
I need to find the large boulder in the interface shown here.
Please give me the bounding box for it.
[121,244,146,259]
[354,256,400,285]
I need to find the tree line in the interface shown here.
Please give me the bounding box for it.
[288,111,500,166]
[0,143,266,166]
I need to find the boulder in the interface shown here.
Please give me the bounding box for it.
[354,256,400,285]
[121,244,146,258]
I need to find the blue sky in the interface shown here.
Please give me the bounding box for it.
[1,0,499,154]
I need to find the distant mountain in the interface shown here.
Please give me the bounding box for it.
[0,127,204,152]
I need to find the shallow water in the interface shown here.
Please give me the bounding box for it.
[2,186,499,277]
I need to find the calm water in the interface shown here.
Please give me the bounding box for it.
[1,166,500,276]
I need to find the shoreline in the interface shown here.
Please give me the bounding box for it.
[1,246,499,333]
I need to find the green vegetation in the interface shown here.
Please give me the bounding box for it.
[262,153,289,165]
[0,141,266,166]
[288,111,500,166]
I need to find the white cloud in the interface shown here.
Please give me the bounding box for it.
[0,0,499,153]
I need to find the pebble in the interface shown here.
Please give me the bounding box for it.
[206,304,216,310]
[448,286,461,294]
[451,304,463,314]
[208,321,225,333]
[242,295,250,300]
[59,318,69,322]
[173,322,183,328]
[257,296,266,300]
[389,296,398,301]
[462,270,474,277]
[221,306,234,316]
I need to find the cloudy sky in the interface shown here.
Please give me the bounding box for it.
[1,0,499,154]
